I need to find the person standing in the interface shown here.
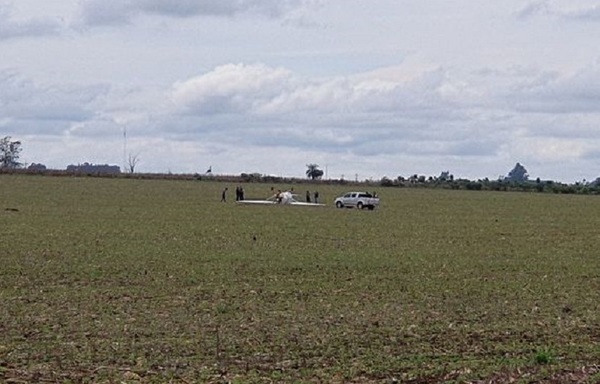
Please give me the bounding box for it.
[314,191,319,204]
[221,187,228,202]
[306,190,311,203]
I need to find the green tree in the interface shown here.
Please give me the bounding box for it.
[306,164,324,180]
[0,136,23,169]
[506,162,529,182]
[380,176,394,187]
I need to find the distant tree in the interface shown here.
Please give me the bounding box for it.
[506,162,529,182]
[127,153,140,173]
[306,164,324,180]
[380,176,394,187]
[241,172,263,182]
[466,181,483,191]
[439,171,454,182]
[589,177,600,187]
[535,180,544,192]
[0,136,23,169]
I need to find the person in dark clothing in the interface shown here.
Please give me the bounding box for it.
[313,191,319,204]
[306,190,311,203]
[221,187,228,202]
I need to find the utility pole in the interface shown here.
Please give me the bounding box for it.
[122,127,127,173]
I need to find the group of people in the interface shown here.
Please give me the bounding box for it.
[235,186,245,201]
[220,186,245,202]
[306,190,319,203]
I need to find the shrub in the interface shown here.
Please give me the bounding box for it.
[534,350,553,365]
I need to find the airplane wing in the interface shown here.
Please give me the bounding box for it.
[289,201,325,207]
[236,200,277,205]
[235,191,325,207]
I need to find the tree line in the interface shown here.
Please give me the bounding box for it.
[2,137,600,194]
[379,162,600,195]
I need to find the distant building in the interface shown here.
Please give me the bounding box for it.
[66,162,121,175]
[27,163,47,171]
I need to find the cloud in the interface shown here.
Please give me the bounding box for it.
[6,59,600,180]
[79,0,318,26]
[171,63,294,115]
[516,1,552,19]
[0,71,108,135]
[164,62,492,164]
[509,65,600,114]
[171,62,454,118]
[0,5,63,39]
[563,5,600,21]
[516,1,600,22]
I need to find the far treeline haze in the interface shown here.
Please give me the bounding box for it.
[2,136,600,195]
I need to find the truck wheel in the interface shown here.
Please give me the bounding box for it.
[357,202,364,209]
[336,201,343,208]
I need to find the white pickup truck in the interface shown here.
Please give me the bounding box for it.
[334,192,380,210]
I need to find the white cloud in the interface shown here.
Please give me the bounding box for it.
[159,62,513,177]
[171,63,294,114]
[170,62,455,119]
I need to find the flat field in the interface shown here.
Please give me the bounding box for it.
[1,175,599,383]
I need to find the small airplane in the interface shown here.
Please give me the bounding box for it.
[236,191,325,207]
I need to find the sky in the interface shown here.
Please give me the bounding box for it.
[2,0,600,182]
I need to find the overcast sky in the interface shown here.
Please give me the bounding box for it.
[2,0,600,182]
